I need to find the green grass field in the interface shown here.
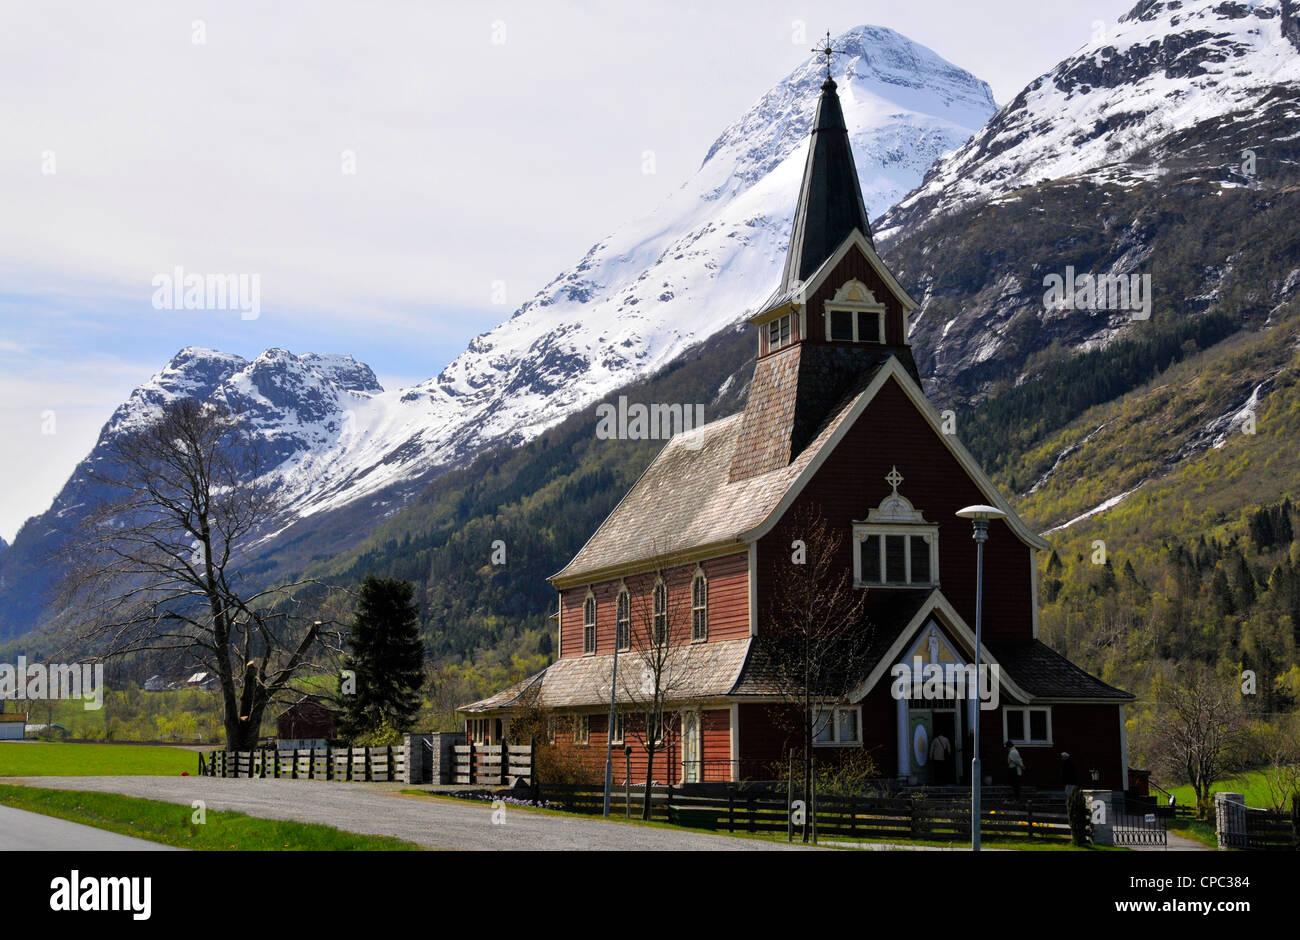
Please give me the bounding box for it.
[0,741,197,776]
[1165,769,1294,811]
[0,784,420,850]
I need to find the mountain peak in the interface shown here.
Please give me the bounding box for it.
[876,0,1300,241]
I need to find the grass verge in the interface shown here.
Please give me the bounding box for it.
[0,784,420,850]
[0,741,197,776]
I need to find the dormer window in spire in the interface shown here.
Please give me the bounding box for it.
[824,279,885,345]
[767,313,793,351]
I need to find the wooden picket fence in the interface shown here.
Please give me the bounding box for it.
[451,741,534,786]
[198,745,405,782]
[534,783,1072,841]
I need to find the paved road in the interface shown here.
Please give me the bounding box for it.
[0,804,181,851]
[11,777,812,851]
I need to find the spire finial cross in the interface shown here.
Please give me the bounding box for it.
[885,466,904,494]
[812,30,846,81]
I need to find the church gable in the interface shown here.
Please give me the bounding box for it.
[755,366,1043,642]
[799,232,917,351]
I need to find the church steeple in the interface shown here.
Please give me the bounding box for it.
[778,75,873,296]
[728,38,922,485]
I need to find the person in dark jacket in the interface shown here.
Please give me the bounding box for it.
[1061,751,1078,795]
[1005,740,1025,798]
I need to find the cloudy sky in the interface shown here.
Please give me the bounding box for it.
[0,0,1134,542]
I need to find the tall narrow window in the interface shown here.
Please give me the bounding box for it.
[583,592,596,654]
[610,712,625,746]
[616,588,630,651]
[691,569,708,642]
[767,314,792,351]
[653,579,667,646]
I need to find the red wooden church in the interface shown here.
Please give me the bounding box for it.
[461,72,1133,790]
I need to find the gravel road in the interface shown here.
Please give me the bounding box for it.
[10,776,814,851]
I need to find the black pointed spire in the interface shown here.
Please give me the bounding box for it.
[779,74,872,294]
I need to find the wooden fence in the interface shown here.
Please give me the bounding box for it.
[535,783,1072,841]
[1240,805,1298,850]
[451,741,534,786]
[1216,794,1299,850]
[198,745,405,782]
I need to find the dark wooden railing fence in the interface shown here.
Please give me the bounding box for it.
[531,783,1072,841]
[198,745,404,782]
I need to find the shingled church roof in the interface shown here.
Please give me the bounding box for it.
[551,361,889,585]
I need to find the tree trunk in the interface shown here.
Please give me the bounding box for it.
[642,744,655,820]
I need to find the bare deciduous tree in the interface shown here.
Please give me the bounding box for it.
[1150,663,1247,818]
[616,556,708,818]
[62,399,340,749]
[763,507,874,842]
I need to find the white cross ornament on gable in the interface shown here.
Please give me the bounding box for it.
[866,466,928,524]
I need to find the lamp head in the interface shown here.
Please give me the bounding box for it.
[955,504,1006,521]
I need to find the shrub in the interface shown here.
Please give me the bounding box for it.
[1066,786,1090,846]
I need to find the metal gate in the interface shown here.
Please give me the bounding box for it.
[1114,811,1168,847]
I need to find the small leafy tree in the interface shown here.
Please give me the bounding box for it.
[339,576,426,741]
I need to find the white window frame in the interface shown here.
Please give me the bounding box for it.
[825,306,885,344]
[583,589,597,655]
[616,587,630,652]
[610,712,625,746]
[767,313,793,351]
[573,714,590,746]
[469,717,488,745]
[652,578,667,646]
[854,524,939,587]
[824,279,886,345]
[812,706,863,747]
[1003,706,1052,746]
[690,568,708,642]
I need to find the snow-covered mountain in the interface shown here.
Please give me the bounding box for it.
[64,27,997,528]
[0,26,996,641]
[410,24,994,462]
[877,0,1300,241]
[95,27,994,527]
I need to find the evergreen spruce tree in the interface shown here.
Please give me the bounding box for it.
[340,576,426,741]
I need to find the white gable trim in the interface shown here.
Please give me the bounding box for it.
[797,228,919,314]
[740,356,1050,552]
[850,591,1034,705]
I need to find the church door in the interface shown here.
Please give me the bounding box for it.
[681,711,701,783]
[909,710,933,785]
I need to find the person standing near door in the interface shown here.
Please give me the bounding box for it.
[930,730,953,785]
[1005,740,1025,798]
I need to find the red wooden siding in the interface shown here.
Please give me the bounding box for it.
[755,376,1035,641]
[803,246,907,347]
[559,551,749,659]
[701,708,732,781]
[539,708,733,784]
